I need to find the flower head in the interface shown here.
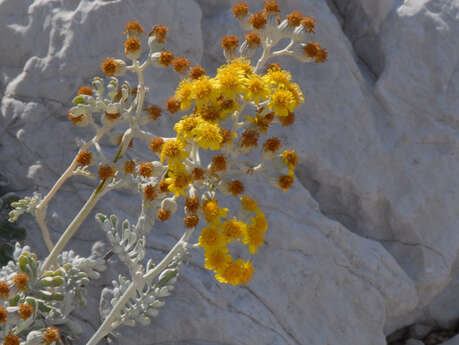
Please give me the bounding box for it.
[165,169,191,197]
[198,226,225,249]
[160,139,188,167]
[227,180,244,196]
[232,2,249,18]
[245,32,261,48]
[281,150,298,170]
[138,162,154,178]
[184,215,199,228]
[222,218,246,241]
[13,272,29,291]
[301,16,316,32]
[0,281,9,298]
[159,51,174,67]
[18,303,34,320]
[189,65,206,80]
[204,247,232,272]
[249,12,267,30]
[43,327,60,345]
[144,184,157,201]
[149,137,164,153]
[269,89,296,117]
[280,111,295,126]
[3,332,19,345]
[98,165,115,180]
[185,196,200,213]
[173,57,191,74]
[101,58,126,76]
[240,196,258,212]
[76,150,92,166]
[202,199,228,224]
[124,37,141,59]
[146,104,162,120]
[211,154,227,171]
[278,174,294,191]
[243,225,264,254]
[149,25,168,43]
[165,97,181,114]
[263,137,282,152]
[191,121,223,150]
[157,208,171,221]
[124,160,135,175]
[264,0,280,14]
[0,306,7,323]
[124,21,144,35]
[222,35,239,53]
[286,11,303,27]
[77,86,93,96]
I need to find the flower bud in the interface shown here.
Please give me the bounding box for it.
[160,197,177,215]
[101,58,127,77]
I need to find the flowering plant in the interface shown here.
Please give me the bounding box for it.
[5,1,326,344]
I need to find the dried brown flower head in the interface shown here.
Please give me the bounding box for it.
[222,35,239,51]
[240,129,259,147]
[43,327,60,345]
[157,208,171,221]
[18,303,34,320]
[189,65,206,79]
[4,332,19,345]
[264,0,280,14]
[76,150,92,166]
[98,165,115,180]
[159,51,174,67]
[301,16,316,32]
[184,215,199,228]
[138,162,154,178]
[232,2,249,18]
[77,86,93,96]
[166,97,181,114]
[124,21,144,35]
[245,32,261,48]
[173,58,191,73]
[144,184,157,201]
[286,11,303,27]
[185,196,200,213]
[13,273,29,291]
[212,155,227,171]
[315,48,328,63]
[149,137,165,153]
[158,179,169,193]
[149,25,168,43]
[0,306,7,323]
[249,12,267,30]
[228,180,244,196]
[124,160,135,175]
[191,167,205,181]
[304,42,321,58]
[280,111,295,126]
[0,281,9,298]
[263,137,282,152]
[101,57,120,76]
[146,105,162,120]
[278,175,294,191]
[124,37,141,54]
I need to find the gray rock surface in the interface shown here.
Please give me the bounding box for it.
[0,0,458,344]
[440,334,459,345]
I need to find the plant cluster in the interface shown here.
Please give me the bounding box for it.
[5,1,326,344]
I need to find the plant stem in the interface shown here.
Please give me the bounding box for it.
[85,226,195,345]
[41,180,107,271]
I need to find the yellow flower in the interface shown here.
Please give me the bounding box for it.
[239,260,254,284]
[160,139,189,167]
[269,88,296,117]
[202,199,228,224]
[263,69,292,86]
[191,120,223,150]
[287,82,304,106]
[174,115,200,140]
[243,225,265,254]
[227,58,253,76]
[251,212,268,233]
[216,258,244,285]
[245,74,270,104]
[204,246,232,272]
[191,76,219,107]
[240,196,259,212]
[281,150,298,171]
[165,168,190,196]
[198,226,226,250]
[175,79,194,111]
[222,218,246,241]
[217,70,246,99]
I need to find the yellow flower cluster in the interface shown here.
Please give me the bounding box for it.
[198,196,267,285]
